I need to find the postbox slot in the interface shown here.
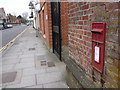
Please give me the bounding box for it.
[91,29,103,33]
[92,34,103,42]
[92,40,103,44]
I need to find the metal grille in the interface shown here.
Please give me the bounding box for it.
[37,55,45,60]
[47,62,55,67]
[29,48,35,51]
[41,61,47,66]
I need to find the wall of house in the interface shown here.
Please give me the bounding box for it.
[39,2,52,50]
[65,2,120,88]
[39,2,69,52]
[60,2,69,60]
[60,2,69,46]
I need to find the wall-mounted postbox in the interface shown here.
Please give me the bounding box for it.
[91,22,106,73]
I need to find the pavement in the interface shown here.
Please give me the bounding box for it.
[1,26,68,88]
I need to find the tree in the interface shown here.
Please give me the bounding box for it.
[22,12,28,20]
[17,15,28,24]
[17,15,22,19]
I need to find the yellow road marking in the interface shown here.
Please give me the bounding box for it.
[0,27,28,52]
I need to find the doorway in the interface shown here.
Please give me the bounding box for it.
[51,2,61,60]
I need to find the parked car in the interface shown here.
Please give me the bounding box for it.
[0,23,13,30]
[0,23,4,30]
[3,23,8,29]
[7,24,13,28]
[26,23,31,26]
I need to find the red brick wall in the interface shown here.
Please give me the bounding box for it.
[40,10,44,35]
[39,2,52,49]
[47,2,52,48]
[60,2,68,46]
[68,2,119,88]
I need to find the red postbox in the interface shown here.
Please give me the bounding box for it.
[91,22,106,73]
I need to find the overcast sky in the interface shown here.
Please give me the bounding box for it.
[0,0,32,16]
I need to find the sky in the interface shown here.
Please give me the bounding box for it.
[0,0,32,17]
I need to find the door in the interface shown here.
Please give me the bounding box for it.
[51,2,61,60]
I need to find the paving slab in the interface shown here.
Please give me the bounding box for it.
[5,52,22,55]
[43,81,69,88]
[22,52,37,55]
[6,75,36,88]
[15,62,35,69]
[36,68,46,74]
[2,56,20,60]
[46,67,59,73]
[2,58,20,65]
[2,64,15,71]
[3,54,20,58]
[20,57,34,63]
[22,67,36,77]
[26,84,43,88]
[36,72,64,85]
[19,54,34,58]
[6,50,22,53]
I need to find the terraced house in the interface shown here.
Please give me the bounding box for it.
[38,1,120,88]
[0,8,7,23]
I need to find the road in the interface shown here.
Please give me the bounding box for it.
[0,25,27,47]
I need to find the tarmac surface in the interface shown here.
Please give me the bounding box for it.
[1,25,27,47]
[1,26,68,88]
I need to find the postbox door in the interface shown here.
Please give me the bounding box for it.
[91,22,106,73]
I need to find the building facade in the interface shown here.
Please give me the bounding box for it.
[0,8,7,23]
[38,2,120,88]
